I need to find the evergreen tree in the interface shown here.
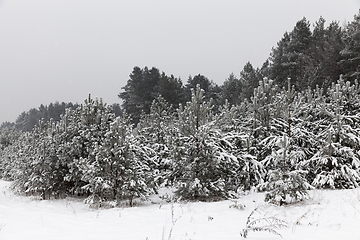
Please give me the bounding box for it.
[137,96,175,187]
[263,136,311,205]
[269,32,291,88]
[158,73,185,108]
[7,132,37,192]
[340,10,360,81]
[81,113,153,207]
[270,18,313,91]
[309,17,343,90]
[0,121,15,130]
[304,77,360,188]
[119,66,184,124]
[56,107,86,195]
[240,62,262,100]
[258,59,271,80]
[185,74,221,106]
[9,102,79,132]
[259,80,314,204]
[250,78,278,140]
[10,119,64,199]
[72,95,118,201]
[111,103,123,117]
[221,73,243,106]
[119,67,160,124]
[172,85,241,200]
[217,101,265,190]
[0,127,21,179]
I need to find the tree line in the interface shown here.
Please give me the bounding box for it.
[4,13,360,130]
[120,14,360,125]
[1,77,360,205]
[0,102,122,132]
[0,13,360,205]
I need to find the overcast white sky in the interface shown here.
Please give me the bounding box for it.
[0,0,359,124]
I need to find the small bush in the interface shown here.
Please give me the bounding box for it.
[229,199,246,210]
[264,170,311,205]
[175,178,227,201]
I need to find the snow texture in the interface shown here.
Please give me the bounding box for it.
[1,180,360,240]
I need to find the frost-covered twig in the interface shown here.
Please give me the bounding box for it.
[163,202,182,240]
[0,223,5,231]
[240,204,287,238]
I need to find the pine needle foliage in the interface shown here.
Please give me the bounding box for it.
[304,78,360,189]
[172,85,241,200]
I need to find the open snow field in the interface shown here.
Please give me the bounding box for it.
[0,180,360,240]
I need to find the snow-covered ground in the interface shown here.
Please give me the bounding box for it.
[0,180,360,240]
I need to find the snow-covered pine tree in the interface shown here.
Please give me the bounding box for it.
[0,127,21,179]
[252,78,278,136]
[4,94,156,204]
[247,78,280,163]
[137,96,175,187]
[172,85,240,200]
[10,119,62,199]
[87,112,154,207]
[261,80,313,204]
[305,78,360,189]
[216,100,265,190]
[70,95,154,207]
[56,107,87,195]
[263,135,311,205]
[8,131,37,193]
[0,127,19,150]
[73,95,119,203]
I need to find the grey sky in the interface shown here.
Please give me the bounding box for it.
[0,0,359,124]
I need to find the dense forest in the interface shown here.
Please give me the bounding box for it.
[1,13,360,206]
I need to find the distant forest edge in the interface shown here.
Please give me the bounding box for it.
[0,102,122,132]
[2,13,360,129]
